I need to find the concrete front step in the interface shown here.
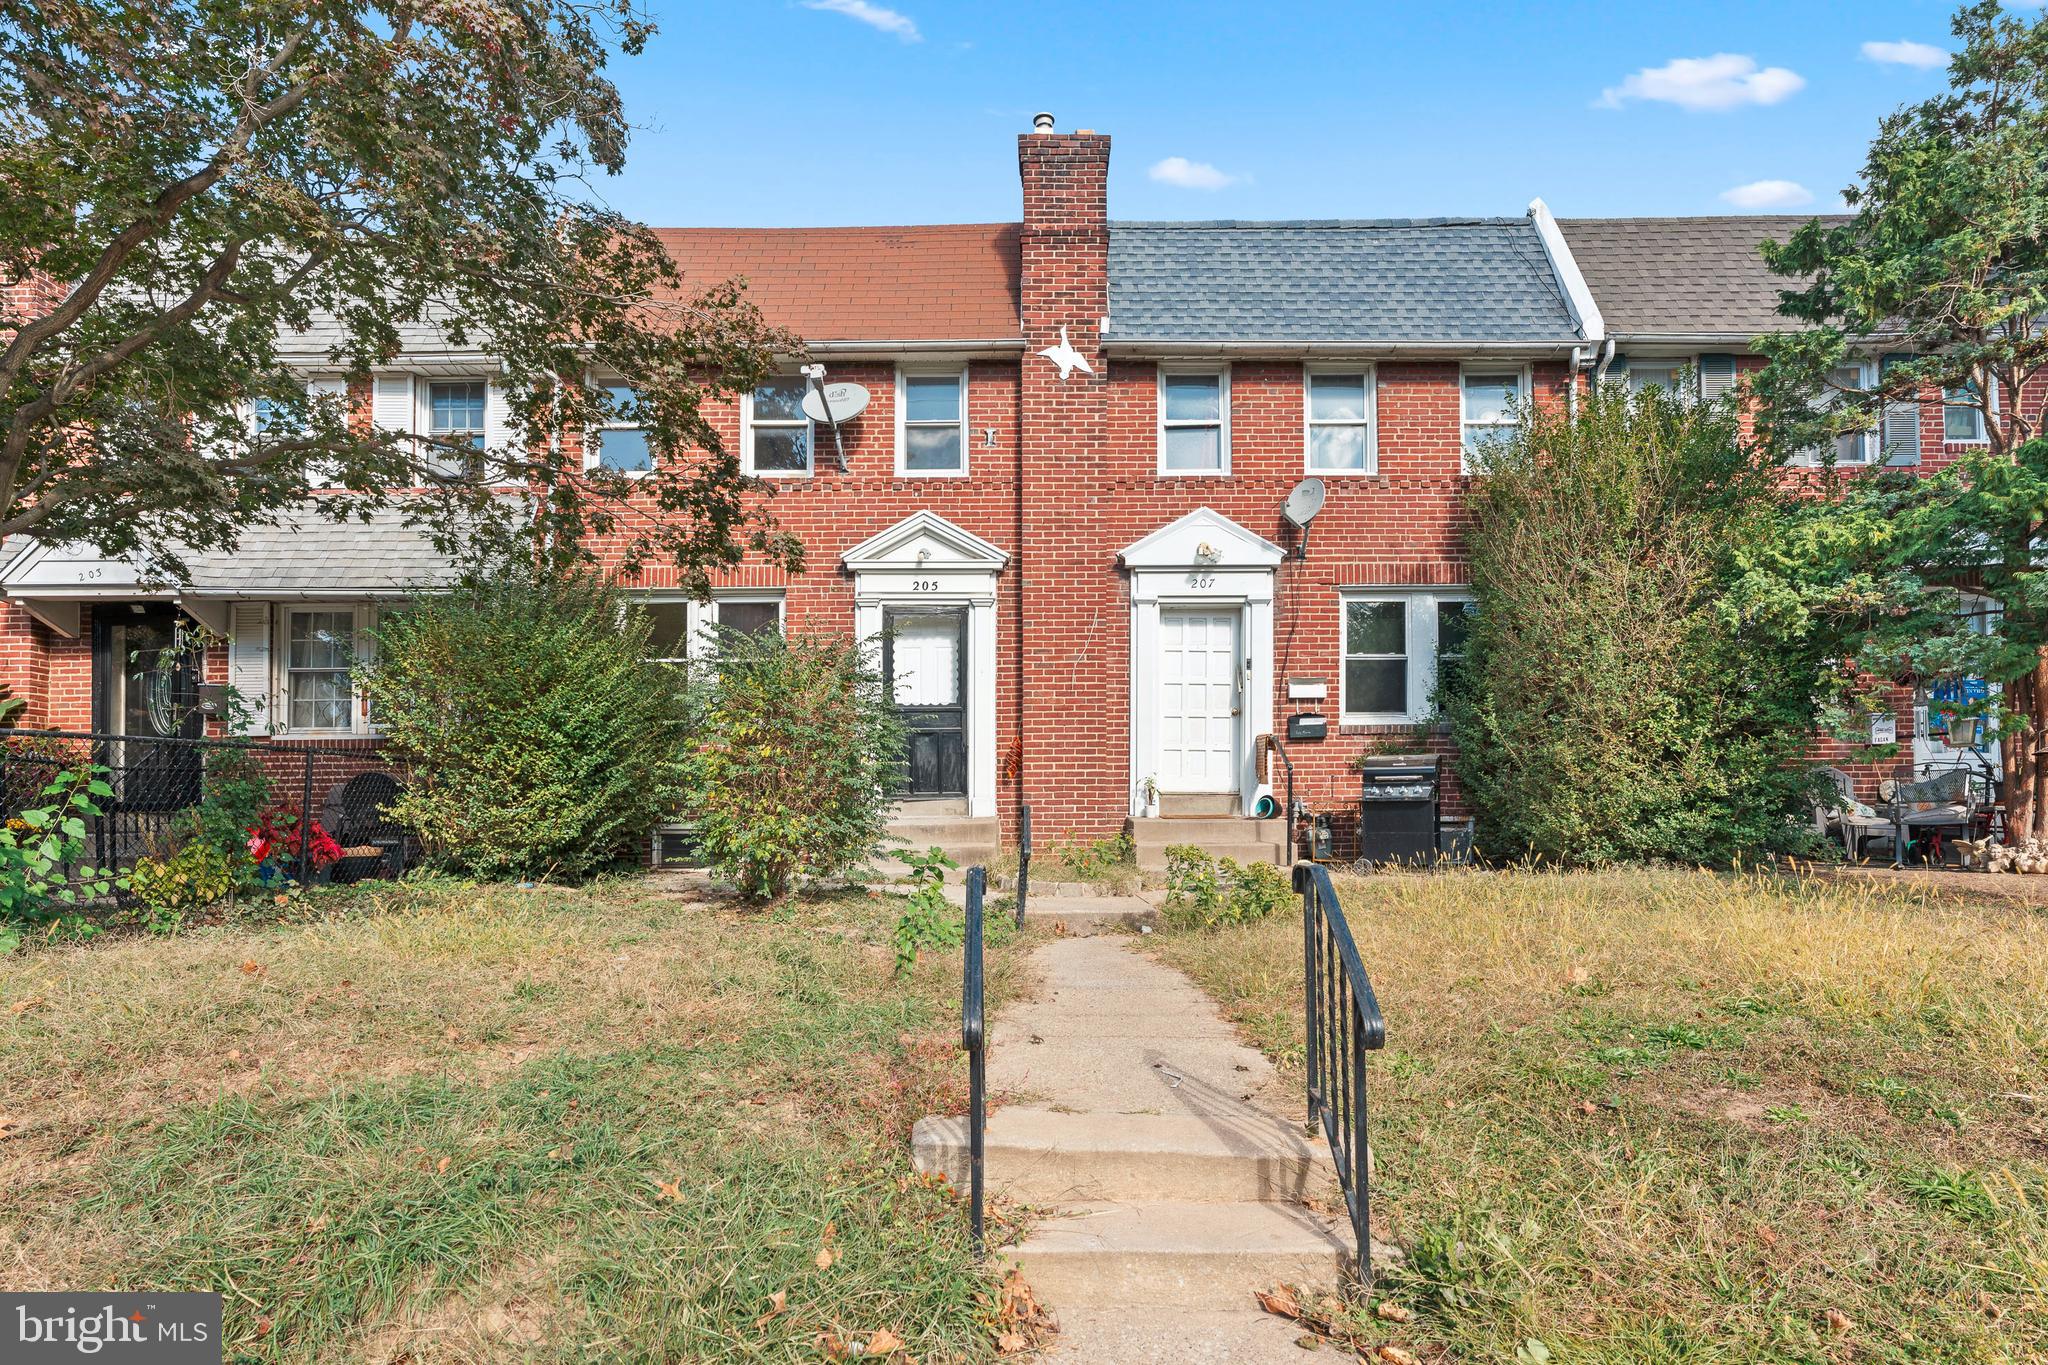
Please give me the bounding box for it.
[911,1107,1334,1203]
[1132,816,1288,846]
[1043,1306,1328,1364]
[1157,792,1240,817]
[1017,894,1156,936]
[1137,841,1286,871]
[886,817,1001,848]
[1003,1199,1351,1307]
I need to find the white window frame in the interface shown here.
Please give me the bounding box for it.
[1623,358,1692,398]
[1943,378,1994,445]
[1790,359,1879,467]
[1157,366,1231,476]
[895,366,970,478]
[638,594,693,664]
[689,592,787,656]
[742,377,814,478]
[1460,364,1528,474]
[420,376,489,476]
[1303,364,1378,475]
[1338,589,1475,726]
[276,603,380,737]
[589,379,656,478]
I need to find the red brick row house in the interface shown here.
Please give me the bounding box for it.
[0,119,2012,861]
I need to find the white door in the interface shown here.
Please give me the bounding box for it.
[1158,608,1241,792]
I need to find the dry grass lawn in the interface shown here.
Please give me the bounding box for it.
[0,875,1031,1363]
[1155,867,2048,1364]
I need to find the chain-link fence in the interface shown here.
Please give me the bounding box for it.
[0,729,410,887]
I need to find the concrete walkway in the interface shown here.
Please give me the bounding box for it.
[915,935,1372,1362]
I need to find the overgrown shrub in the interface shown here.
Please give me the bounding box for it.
[680,627,903,901]
[127,841,236,934]
[891,846,960,972]
[1161,844,1292,931]
[0,768,121,952]
[359,566,689,880]
[1446,380,1824,865]
[174,746,272,885]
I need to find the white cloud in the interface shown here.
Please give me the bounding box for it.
[1861,39,1947,69]
[1148,156,1239,191]
[1720,179,1815,210]
[1597,54,1805,111]
[801,0,920,42]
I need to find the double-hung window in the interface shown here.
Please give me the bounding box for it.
[594,383,655,473]
[1461,368,1521,471]
[1795,362,1878,465]
[427,379,487,475]
[638,594,786,664]
[1159,369,1228,474]
[285,609,358,732]
[1944,381,1989,443]
[899,369,967,475]
[1340,592,1476,724]
[1626,360,1687,396]
[746,377,812,475]
[1306,368,1375,473]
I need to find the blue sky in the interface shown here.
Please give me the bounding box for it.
[593,0,2027,227]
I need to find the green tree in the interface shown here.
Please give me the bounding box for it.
[359,567,688,879]
[1749,2,2048,841]
[1447,381,1823,865]
[0,0,801,587]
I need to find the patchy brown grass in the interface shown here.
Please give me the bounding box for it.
[1,874,1033,1362]
[1154,867,2048,1364]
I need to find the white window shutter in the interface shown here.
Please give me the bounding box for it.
[227,602,274,734]
[485,379,520,470]
[1880,353,1921,466]
[1607,354,1629,387]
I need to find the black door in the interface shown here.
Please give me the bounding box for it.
[95,606,203,811]
[884,606,967,798]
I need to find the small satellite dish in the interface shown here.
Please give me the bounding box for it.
[801,381,869,425]
[1283,477,1326,560]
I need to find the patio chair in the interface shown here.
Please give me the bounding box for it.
[1880,769,1977,868]
[1814,766,1897,863]
[320,771,408,883]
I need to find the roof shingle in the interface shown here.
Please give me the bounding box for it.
[1105,218,1581,344]
[1558,215,1850,340]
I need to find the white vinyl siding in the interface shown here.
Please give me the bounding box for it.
[1158,368,1229,474]
[1305,367,1375,474]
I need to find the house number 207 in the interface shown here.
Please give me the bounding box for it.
[1186,572,1216,588]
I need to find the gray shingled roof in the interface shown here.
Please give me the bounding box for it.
[0,503,506,597]
[1558,215,1851,340]
[1105,219,1581,345]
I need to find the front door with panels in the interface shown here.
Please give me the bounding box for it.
[1158,607,1242,793]
[885,606,968,799]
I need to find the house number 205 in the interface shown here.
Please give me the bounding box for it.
[911,578,940,591]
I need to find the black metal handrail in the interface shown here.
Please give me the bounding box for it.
[1014,805,1031,928]
[1296,860,1386,1285]
[962,864,987,1256]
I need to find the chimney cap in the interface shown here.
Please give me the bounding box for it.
[1032,111,1055,133]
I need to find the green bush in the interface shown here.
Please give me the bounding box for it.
[174,746,271,884]
[680,628,903,901]
[1446,380,1824,865]
[0,767,121,952]
[359,566,689,880]
[1161,844,1293,932]
[891,846,961,973]
[127,841,236,934]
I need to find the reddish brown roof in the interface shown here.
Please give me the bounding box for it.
[656,224,1021,342]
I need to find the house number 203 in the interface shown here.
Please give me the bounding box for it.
[1185,571,1216,588]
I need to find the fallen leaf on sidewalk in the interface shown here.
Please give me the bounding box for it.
[1256,1286,1302,1319]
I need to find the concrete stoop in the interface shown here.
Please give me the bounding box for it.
[1015,894,1157,936]
[871,809,1001,883]
[912,936,1388,1360]
[1132,816,1288,871]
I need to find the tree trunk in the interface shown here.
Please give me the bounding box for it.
[2005,653,2048,845]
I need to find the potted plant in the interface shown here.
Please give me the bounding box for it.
[1139,775,1160,819]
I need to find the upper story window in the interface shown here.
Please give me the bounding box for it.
[1159,369,1229,474]
[426,379,487,476]
[745,377,812,476]
[1461,368,1521,472]
[594,383,654,474]
[899,370,967,475]
[1626,360,1688,396]
[1340,590,1475,724]
[1306,368,1375,474]
[1944,381,1989,443]
[1792,362,1878,466]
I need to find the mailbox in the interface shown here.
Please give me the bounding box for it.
[1286,712,1328,742]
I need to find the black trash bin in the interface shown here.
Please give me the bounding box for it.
[1357,756,1440,866]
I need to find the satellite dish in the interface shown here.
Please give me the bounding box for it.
[1283,477,1326,561]
[1283,477,1326,528]
[801,381,869,425]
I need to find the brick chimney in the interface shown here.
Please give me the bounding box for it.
[1015,120,1124,833]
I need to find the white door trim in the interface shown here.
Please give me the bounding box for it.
[843,511,1008,819]
[1121,508,1280,819]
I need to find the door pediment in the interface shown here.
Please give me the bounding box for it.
[841,510,1009,574]
[1119,508,1285,571]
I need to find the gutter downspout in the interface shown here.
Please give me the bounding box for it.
[1567,345,1585,419]
[1593,336,1616,387]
